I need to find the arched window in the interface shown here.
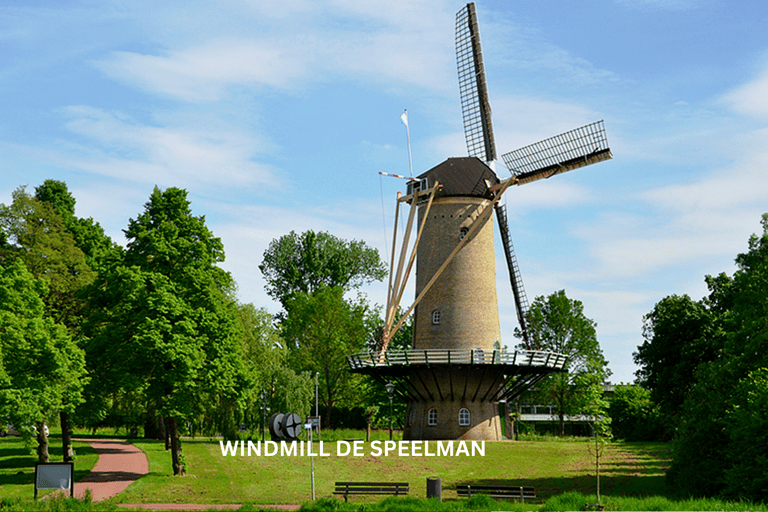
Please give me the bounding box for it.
[459,408,470,426]
[427,408,438,426]
[432,310,441,325]
[459,227,468,240]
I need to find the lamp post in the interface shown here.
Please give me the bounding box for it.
[385,382,395,441]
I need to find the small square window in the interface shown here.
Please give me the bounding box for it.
[427,408,438,426]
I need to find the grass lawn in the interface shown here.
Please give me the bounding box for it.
[110,437,671,506]
[0,434,98,500]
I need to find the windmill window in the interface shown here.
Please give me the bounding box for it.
[432,310,441,325]
[427,408,438,426]
[459,408,471,426]
[459,227,468,240]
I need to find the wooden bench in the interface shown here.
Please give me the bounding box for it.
[456,484,536,501]
[334,482,409,502]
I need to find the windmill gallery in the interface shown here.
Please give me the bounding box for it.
[345,2,613,441]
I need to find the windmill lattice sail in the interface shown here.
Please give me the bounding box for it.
[456,2,496,162]
[502,120,612,185]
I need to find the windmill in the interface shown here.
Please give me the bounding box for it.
[346,2,612,441]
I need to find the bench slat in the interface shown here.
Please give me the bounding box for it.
[333,482,409,502]
[456,484,536,500]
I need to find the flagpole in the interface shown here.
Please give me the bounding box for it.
[401,109,413,178]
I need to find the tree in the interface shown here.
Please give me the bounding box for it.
[34,179,121,270]
[235,303,312,437]
[84,186,249,475]
[0,261,86,462]
[259,230,387,309]
[0,187,96,326]
[0,186,94,461]
[722,368,768,501]
[520,290,609,435]
[665,214,768,500]
[608,384,665,441]
[280,286,368,428]
[633,294,718,427]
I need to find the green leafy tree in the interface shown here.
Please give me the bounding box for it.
[84,186,249,475]
[633,294,719,428]
[666,214,768,499]
[34,179,121,270]
[0,261,86,462]
[280,286,368,428]
[259,230,387,310]
[608,384,665,441]
[235,303,312,437]
[0,186,94,461]
[723,368,768,501]
[520,290,609,435]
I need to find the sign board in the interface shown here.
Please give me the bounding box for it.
[307,416,320,429]
[34,462,74,499]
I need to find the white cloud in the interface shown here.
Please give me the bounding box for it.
[58,106,278,189]
[722,62,768,121]
[96,39,310,102]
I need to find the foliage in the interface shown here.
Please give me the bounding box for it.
[0,261,86,461]
[520,290,610,435]
[281,286,368,428]
[723,368,768,501]
[0,186,96,327]
[659,213,768,501]
[608,384,665,441]
[34,179,121,271]
[82,186,250,474]
[259,230,387,310]
[633,293,720,427]
[236,303,313,432]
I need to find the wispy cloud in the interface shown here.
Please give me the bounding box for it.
[58,106,278,188]
[722,61,768,121]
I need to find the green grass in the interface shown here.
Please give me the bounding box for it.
[0,434,98,500]
[111,437,671,505]
[2,430,764,511]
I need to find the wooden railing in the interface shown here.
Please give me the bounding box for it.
[346,349,568,371]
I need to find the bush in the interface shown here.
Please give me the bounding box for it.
[608,384,666,441]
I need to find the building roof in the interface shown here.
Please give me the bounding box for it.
[418,157,500,198]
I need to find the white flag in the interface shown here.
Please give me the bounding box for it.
[400,109,408,128]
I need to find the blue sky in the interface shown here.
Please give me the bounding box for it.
[2,0,768,383]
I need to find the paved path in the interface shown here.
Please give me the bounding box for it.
[73,439,149,501]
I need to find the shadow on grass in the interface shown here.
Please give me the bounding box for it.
[447,473,670,503]
[0,442,99,488]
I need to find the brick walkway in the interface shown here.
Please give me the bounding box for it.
[73,439,149,501]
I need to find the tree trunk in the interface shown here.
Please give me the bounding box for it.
[36,420,49,463]
[61,411,74,462]
[144,413,165,440]
[168,416,185,476]
[163,416,171,451]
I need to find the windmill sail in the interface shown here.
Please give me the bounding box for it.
[494,203,531,348]
[502,120,612,185]
[456,2,496,162]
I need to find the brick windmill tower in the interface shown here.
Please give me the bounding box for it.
[347,2,612,440]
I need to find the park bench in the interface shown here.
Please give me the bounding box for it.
[334,481,409,502]
[456,484,536,501]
